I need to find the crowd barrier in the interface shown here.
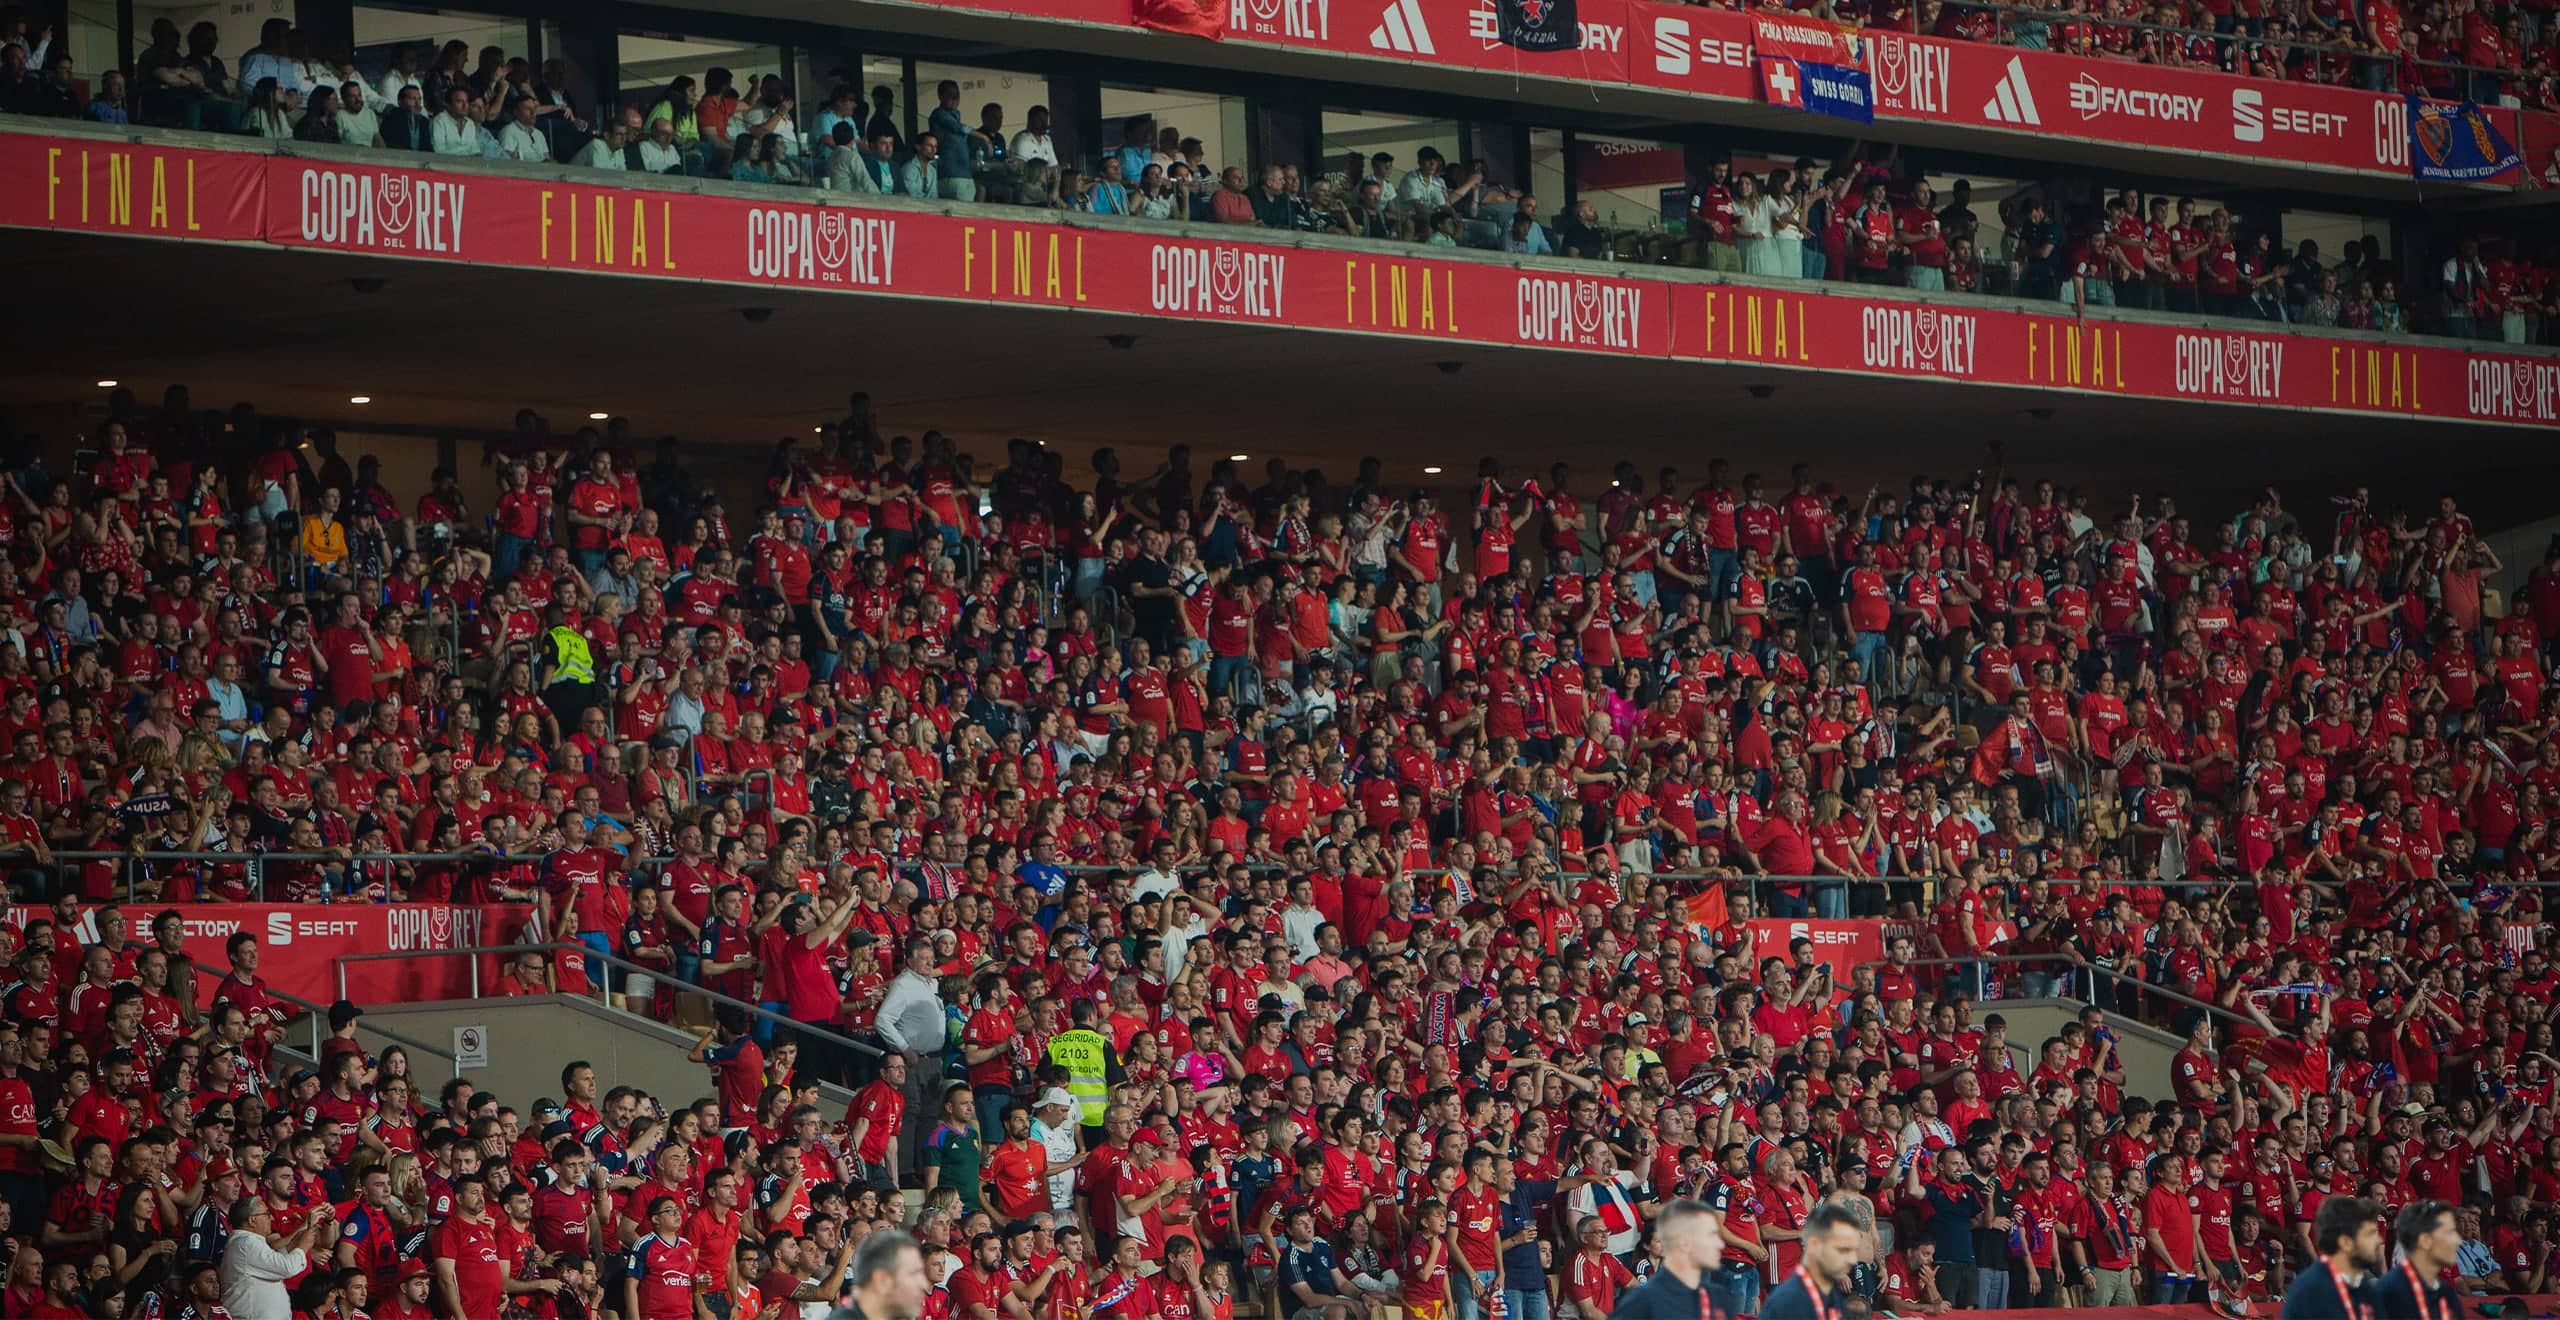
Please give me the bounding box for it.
[3,901,533,1005]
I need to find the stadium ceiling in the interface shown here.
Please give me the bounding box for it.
[9,229,2555,521]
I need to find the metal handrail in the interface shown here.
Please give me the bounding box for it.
[1853,951,2255,1030]
[334,941,885,1059]
[265,984,461,1065]
[53,847,1880,885]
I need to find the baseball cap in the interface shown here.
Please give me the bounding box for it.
[1037,1088,1076,1111]
[1131,1128,1165,1149]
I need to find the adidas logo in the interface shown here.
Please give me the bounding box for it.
[1980,56,2041,125]
[1368,0,1436,53]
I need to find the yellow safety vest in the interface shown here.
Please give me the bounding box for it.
[547,626,596,685]
[1047,1028,1109,1127]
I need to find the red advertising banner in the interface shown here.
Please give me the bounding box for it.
[5,902,532,1008]
[1664,281,2560,425]
[6,130,2557,430]
[0,132,263,241]
[1860,27,2505,179]
[929,0,2520,182]
[1623,1,1757,100]
[1746,916,1888,985]
[1217,0,1631,83]
[1753,12,1864,66]
[1570,137,1685,189]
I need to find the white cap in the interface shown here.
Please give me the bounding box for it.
[1038,1088,1076,1111]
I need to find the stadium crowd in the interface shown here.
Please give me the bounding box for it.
[3,17,2557,342]
[0,381,2546,1320]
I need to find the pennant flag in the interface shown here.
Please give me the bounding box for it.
[1683,880,1730,935]
[2410,97,2519,182]
[1133,0,1229,38]
[1486,0,1581,51]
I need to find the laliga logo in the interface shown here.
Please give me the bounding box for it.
[377,173,412,237]
[1573,279,1602,336]
[1213,247,1245,307]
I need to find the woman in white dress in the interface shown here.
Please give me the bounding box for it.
[1732,172,1779,277]
[1768,167,1807,280]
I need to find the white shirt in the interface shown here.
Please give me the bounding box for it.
[1280,902,1326,962]
[376,70,422,110]
[1130,865,1180,903]
[335,103,379,147]
[221,1231,308,1320]
[876,968,948,1054]
[742,104,799,150]
[1034,1116,1082,1212]
[636,137,683,174]
[1010,129,1058,166]
[1161,912,1210,983]
[430,111,480,156]
[497,119,550,162]
[575,137,627,170]
[1396,169,1448,213]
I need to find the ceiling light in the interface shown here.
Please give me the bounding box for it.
[348,395,371,405]
[589,411,609,421]
[95,379,117,388]
[1229,453,1249,462]
[1423,466,1443,475]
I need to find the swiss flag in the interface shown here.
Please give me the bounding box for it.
[1757,55,1804,108]
[1132,0,1228,37]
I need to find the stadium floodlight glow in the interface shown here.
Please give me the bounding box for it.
[1229,453,1249,462]
[96,379,117,388]
[589,412,609,420]
[1423,467,1444,475]
[348,395,372,405]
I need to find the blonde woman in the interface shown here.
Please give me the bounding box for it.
[385,1153,431,1227]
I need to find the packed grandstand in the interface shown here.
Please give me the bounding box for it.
[0,383,2543,1320]
[4,0,2560,1311]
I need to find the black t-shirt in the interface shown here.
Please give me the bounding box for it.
[1127,554,1175,633]
[1560,218,1609,259]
